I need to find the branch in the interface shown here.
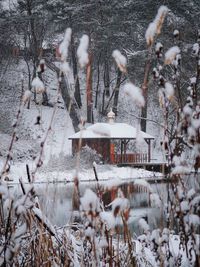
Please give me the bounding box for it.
[124,110,166,130]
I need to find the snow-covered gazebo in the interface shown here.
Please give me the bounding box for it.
[68,110,155,164]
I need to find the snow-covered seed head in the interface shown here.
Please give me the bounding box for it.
[80,188,101,214]
[110,196,130,219]
[190,77,197,85]
[37,59,46,73]
[112,49,127,73]
[59,28,72,61]
[192,43,199,56]
[145,22,157,47]
[145,5,168,46]
[165,46,180,65]
[158,88,165,108]
[173,29,179,38]
[155,5,169,34]
[198,29,200,40]
[31,77,45,94]
[22,90,32,104]
[123,82,145,107]
[77,34,89,68]
[155,42,163,57]
[165,82,174,100]
[152,67,159,79]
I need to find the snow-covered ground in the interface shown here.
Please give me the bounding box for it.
[0,160,162,184]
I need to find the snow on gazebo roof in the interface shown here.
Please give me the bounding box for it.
[68,122,154,140]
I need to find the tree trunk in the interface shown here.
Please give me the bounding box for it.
[86,54,94,123]
[113,69,122,115]
[71,34,82,108]
[60,74,80,132]
[45,60,80,132]
[27,0,48,106]
[104,59,110,97]
[95,52,101,109]
[141,47,153,132]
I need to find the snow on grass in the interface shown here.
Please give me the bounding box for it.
[2,162,162,184]
[20,105,74,164]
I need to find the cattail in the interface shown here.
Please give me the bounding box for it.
[152,67,159,79]
[112,49,127,73]
[155,6,169,34]
[59,28,72,61]
[165,46,180,65]
[123,82,145,107]
[77,34,89,68]
[31,77,45,94]
[155,42,163,57]
[145,5,168,46]
[165,82,174,100]
[173,29,179,38]
[22,90,32,104]
[145,22,157,46]
[37,59,46,73]
[192,43,199,56]
[158,88,165,107]
[190,77,197,85]
[198,29,200,42]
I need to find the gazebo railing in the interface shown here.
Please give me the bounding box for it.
[113,153,148,164]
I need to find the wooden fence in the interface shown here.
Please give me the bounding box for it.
[113,153,148,164]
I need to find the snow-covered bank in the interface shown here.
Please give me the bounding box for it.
[0,159,162,184]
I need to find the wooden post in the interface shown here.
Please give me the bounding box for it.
[144,139,151,162]
[110,143,115,164]
[148,139,151,162]
[120,140,123,163]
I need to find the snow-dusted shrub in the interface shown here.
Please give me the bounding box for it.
[79,145,103,165]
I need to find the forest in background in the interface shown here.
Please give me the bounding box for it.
[0,1,200,266]
[0,0,200,133]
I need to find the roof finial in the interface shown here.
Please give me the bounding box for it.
[107,108,115,124]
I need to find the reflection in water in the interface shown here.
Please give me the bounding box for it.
[14,174,197,234]
[12,181,168,232]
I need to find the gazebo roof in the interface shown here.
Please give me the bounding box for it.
[68,122,154,140]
